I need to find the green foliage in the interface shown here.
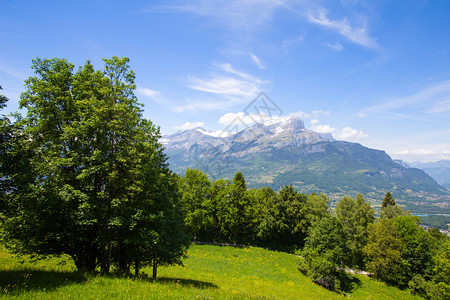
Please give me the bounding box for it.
[394,216,434,281]
[257,185,309,251]
[1,57,189,275]
[382,191,396,208]
[301,216,351,292]
[420,215,450,230]
[365,215,435,287]
[305,193,329,231]
[433,240,450,285]
[178,168,211,238]
[336,194,374,269]
[364,218,404,284]
[379,192,410,219]
[409,275,450,300]
[179,172,331,251]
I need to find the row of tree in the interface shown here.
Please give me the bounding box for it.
[0,58,190,277]
[178,168,329,251]
[178,170,449,297]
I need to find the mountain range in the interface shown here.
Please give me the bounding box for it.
[163,116,450,214]
[410,160,450,189]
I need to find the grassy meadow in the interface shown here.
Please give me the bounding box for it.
[0,244,420,299]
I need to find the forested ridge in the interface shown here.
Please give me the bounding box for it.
[177,168,450,297]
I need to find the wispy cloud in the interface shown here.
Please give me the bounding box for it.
[282,36,304,55]
[327,42,344,51]
[136,87,164,103]
[157,0,285,34]
[218,112,260,126]
[174,121,205,131]
[361,80,450,116]
[307,9,378,49]
[248,52,265,69]
[391,149,450,162]
[187,75,261,98]
[311,109,330,117]
[0,60,27,80]
[429,99,450,114]
[175,62,269,112]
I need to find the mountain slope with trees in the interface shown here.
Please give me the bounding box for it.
[164,117,450,213]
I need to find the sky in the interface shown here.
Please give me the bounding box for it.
[1,0,450,163]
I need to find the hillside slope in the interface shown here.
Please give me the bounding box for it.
[411,160,450,189]
[0,244,419,299]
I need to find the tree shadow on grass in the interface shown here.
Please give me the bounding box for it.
[312,273,362,294]
[142,276,218,289]
[0,269,86,295]
[339,273,362,294]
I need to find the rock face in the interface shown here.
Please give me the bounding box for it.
[163,115,450,206]
[163,116,333,154]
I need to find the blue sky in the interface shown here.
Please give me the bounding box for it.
[1,0,450,162]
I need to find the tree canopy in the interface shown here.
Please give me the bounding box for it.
[1,57,190,276]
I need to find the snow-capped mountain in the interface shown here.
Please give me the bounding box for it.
[162,115,450,213]
[163,115,334,153]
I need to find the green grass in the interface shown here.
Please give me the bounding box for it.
[0,244,420,299]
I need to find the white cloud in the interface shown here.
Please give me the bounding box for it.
[361,80,450,116]
[176,62,269,112]
[136,87,164,103]
[282,36,304,55]
[311,109,330,117]
[307,9,378,49]
[390,149,450,163]
[248,52,265,69]
[218,112,260,126]
[429,99,450,114]
[327,42,344,51]
[188,75,260,98]
[158,0,284,35]
[174,121,205,131]
[335,126,369,140]
[172,97,230,112]
[288,111,310,119]
[357,112,366,118]
[394,149,434,156]
[312,124,336,134]
[137,87,158,97]
[309,119,335,133]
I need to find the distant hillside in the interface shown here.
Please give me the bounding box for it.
[411,160,450,189]
[164,116,450,213]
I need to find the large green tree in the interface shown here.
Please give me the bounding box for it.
[300,216,349,292]
[2,57,189,274]
[336,194,374,269]
[179,168,211,240]
[364,215,433,287]
[364,218,404,284]
[257,185,309,251]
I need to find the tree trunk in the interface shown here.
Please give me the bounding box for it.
[134,258,139,277]
[106,230,112,273]
[152,257,157,278]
